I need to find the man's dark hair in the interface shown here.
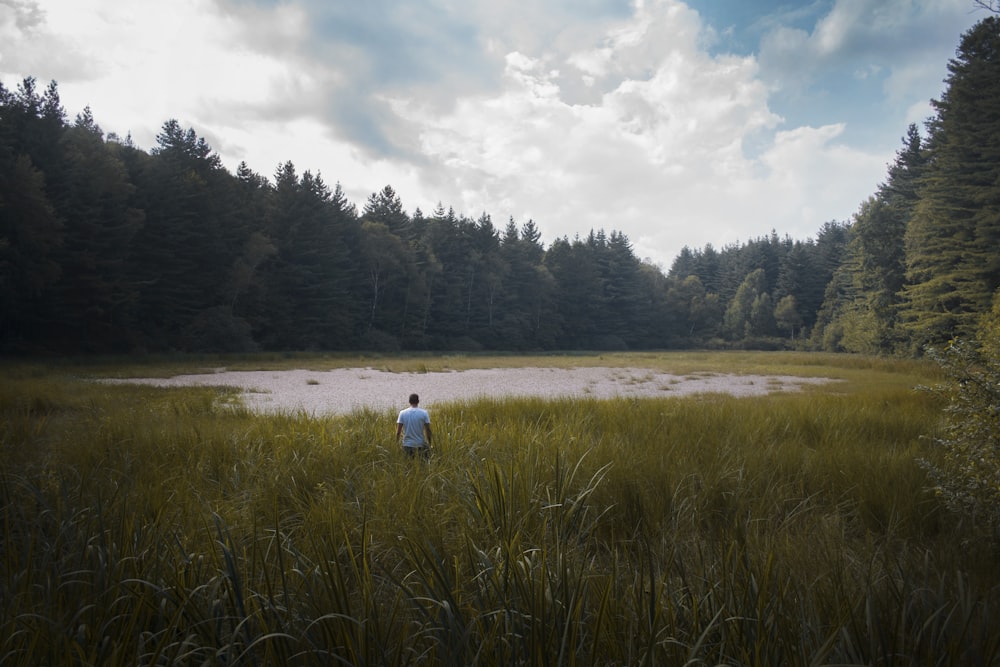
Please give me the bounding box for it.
[409,393,420,405]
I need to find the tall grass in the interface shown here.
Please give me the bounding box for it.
[1,353,996,665]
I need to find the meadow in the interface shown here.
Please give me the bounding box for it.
[1,351,998,666]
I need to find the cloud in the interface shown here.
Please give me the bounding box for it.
[0,0,983,268]
[210,0,501,160]
[393,0,887,264]
[0,0,91,78]
[757,0,979,120]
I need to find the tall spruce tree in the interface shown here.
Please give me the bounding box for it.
[127,120,239,349]
[44,109,142,351]
[255,163,361,350]
[0,78,65,348]
[546,235,599,348]
[496,218,554,349]
[775,239,824,333]
[363,185,410,238]
[599,230,646,347]
[901,17,1000,348]
[858,125,924,352]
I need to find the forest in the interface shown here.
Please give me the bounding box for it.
[2,17,998,357]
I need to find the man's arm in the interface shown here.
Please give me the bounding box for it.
[423,423,432,446]
[396,423,403,441]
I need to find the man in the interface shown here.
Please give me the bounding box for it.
[396,393,432,458]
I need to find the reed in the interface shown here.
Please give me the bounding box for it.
[0,353,995,665]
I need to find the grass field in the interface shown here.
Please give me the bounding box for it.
[1,351,997,665]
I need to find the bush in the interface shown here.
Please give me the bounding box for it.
[920,337,1000,536]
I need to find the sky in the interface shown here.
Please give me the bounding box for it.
[0,0,990,268]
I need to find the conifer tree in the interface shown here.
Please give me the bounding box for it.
[0,79,65,348]
[44,109,141,350]
[852,124,925,352]
[545,236,598,348]
[363,185,410,238]
[901,17,1000,348]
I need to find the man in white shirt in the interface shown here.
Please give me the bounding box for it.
[396,393,432,458]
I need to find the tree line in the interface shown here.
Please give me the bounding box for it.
[2,17,998,356]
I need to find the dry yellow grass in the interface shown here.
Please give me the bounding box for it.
[0,351,993,665]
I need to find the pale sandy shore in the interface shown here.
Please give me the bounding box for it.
[107,367,835,416]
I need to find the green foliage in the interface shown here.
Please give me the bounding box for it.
[1,81,672,353]
[773,294,802,338]
[813,123,922,356]
[901,17,1000,348]
[920,295,1000,534]
[724,268,770,339]
[1,354,998,664]
[3,10,999,357]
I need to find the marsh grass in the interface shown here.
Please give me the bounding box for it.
[13,348,936,382]
[1,352,996,665]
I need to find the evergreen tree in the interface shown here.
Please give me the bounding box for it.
[901,17,1000,349]
[357,185,426,348]
[0,155,62,347]
[825,125,925,354]
[359,220,409,347]
[694,244,722,295]
[42,109,142,350]
[496,218,554,348]
[808,221,854,349]
[668,246,699,280]
[811,263,855,352]
[546,235,600,348]
[848,197,906,352]
[637,260,677,345]
[255,164,360,350]
[0,79,65,348]
[0,78,67,187]
[471,213,506,342]
[879,124,926,221]
[363,185,410,238]
[127,121,252,349]
[417,206,468,342]
[599,230,646,347]
[775,239,824,333]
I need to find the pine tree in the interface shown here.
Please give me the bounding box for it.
[600,230,646,347]
[496,218,554,348]
[363,185,410,238]
[43,109,142,350]
[807,221,855,350]
[546,235,599,348]
[255,163,360,350]
[127,120,240,349]
[775,240,824,333]
[0,78,65,348]
[0,155,62,346]
[858,125,924,349]
[901,17,1000,348]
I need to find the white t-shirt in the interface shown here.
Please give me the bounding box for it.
[397,406,430,448]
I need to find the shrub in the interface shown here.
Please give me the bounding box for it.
[920,336,1000,536]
